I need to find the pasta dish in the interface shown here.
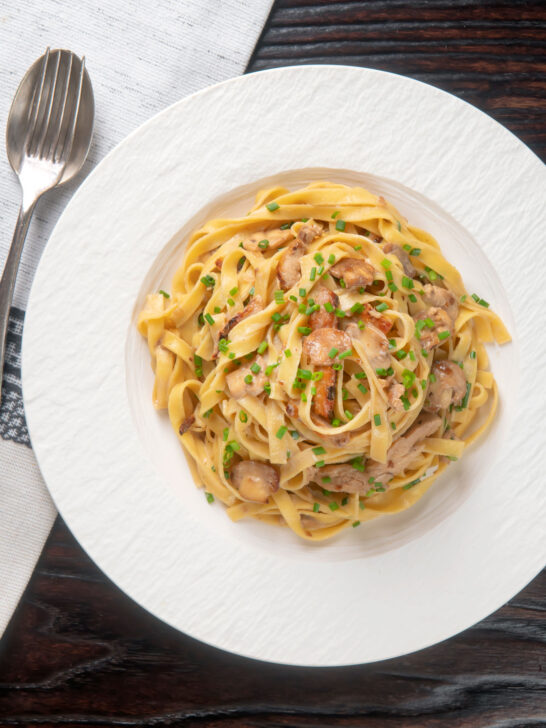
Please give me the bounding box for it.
[137,182,510,540]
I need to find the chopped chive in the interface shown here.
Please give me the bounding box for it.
[205,492,214,503]
[298,326,312,336]
[331,418,341,426]
[409,350,416,361]
[227,298,235,307]
[265,363,279,376]
[332,363,343,371]
[298,368,312,380]
[402,369,416,389]
[229,287,238,296]
[322,477,331,484]
[228,352,236,359]
[350,302,364,314]
[223,428,229,441]
[460,294,467,302]
[354,244,362,251]
[205,313,214,325]
[289,295,298,302]
[244,374,253,384]
[250,363,261,374]
[331,211,340,219]
[313,446,326,456]
[335,308,346,318]
[314,253,324,265]
[312,370,324,381]
[328,347,339,359]
[335,220,346,232]
[317,265,324,276]
[424,317,435,328]
[374,414,381,426]
[429,373,437,383]
[344,410,353,420]
[408,293,417,303]
[402,276,414,289]
[284,349,292,358]
[248,286,255,296]
[328,501,339,511]
[327,254,336,264]
[396,220,402,232]
[421,348,428,357]
[355,372,367,380]
[395,350,407,360]
[257,341,268,355]
[280,222,292,230]
[352,520,361,527]
[358,320,365,329]
[159,289,170,298]
[272,312,281,322]
[276,426,287,439]
[290,430,299,440]
[322,488,332,496]
[388,282,399,292]
[375,367,388,376]
[391,421,396,430]
[198,313,204,326]
[410,248,421,256]
[438,330,450,340]
[313,502,320,512]
[301,392,307,402]
[381,258,391,270]
[375,302,388,312]
[266,201,279,212]
[365,489,375,497]
[263,383,271,395]
[274,290,285,304]
[359,500,366,510]
[299,287,306,297]
[403,478,421,490]
[239,411,248,423]
[201,275,215,288]
[386,270,393,282]
[351,457,365,471]
[324,301,334,313]
[421,379,427,389]
[316,460,326,468]
[461,381,472,408]
[257,239,269,249]
[341,496,349,506]
[401,395,410,411]
[301,217,309,223]
[470,350,476,359]
[298,303,306,314]
[310,267,317,281]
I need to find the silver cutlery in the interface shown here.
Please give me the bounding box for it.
[0,48,94,403]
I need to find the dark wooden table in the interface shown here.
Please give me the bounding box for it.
[1,1,545,725]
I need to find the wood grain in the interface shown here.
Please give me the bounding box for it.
[1,0,545,724]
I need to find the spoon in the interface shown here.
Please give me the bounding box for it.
[0,48,94,403]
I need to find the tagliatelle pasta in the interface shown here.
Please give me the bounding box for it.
[137,182,510,541]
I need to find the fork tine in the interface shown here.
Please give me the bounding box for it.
[45,52,73,160]
[56,56,85,165]
[23,47,50,154]
[32,49,62,159]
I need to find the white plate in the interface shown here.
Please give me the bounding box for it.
[23,65,546,666]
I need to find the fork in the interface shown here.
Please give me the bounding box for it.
[0,48,94,404]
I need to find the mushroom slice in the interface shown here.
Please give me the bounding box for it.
[178,415,195,435]
[232,460,280,503]
[226,356,267,399]
[358,302,393,335]
[277,239,306,291]
[424,360,466,412]
[422,284,459,321]
[383,243,416,278]
[303,327,352,366]
[380,376,405,411]
[308,286,339,330]
[329,258,375,289]
[297,220,323,245]
[242,227,295,253]
[313,366,337,420]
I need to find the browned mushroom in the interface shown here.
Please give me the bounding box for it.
[178,415,195,435]
[285,401,299,418]
[242,228,294,253]
[226,356,267,399]
[217,295,264,344]
[414,307,454,352]
[383,243,416,278]
[422,284,459,321]
[358,302,393,335]
[277,238,306,291]
[313,366,337,420]
[231,460,279,503]
[303,327,352,366]
[329,258,375,289]
[297,220,323,245]
[424,360,466,412]
[308,286,339,330]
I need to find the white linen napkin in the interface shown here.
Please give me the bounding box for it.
[0,0,273,636]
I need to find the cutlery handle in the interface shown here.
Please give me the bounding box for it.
[0,202,36,405]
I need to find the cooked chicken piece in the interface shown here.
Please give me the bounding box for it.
[242,228,294,252]
[380,376,405,411]
[231,460,279,503]
[424,360,466,412]
[297,220,323,245]
[277,239,306,291]
[178,415,195,435]
[346,322,390,370]
[358,302,393,335]
[316,413,441,493]
[366,413,441,483]
[414,307,454,352]
[303,327,352,366]
[313,366,337,420]
[383,243,416,278]
[226,356,267,399]
[329,258,375,289]
[422,284,459,321]
[308,286,339,330]
[217,295,264,344]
